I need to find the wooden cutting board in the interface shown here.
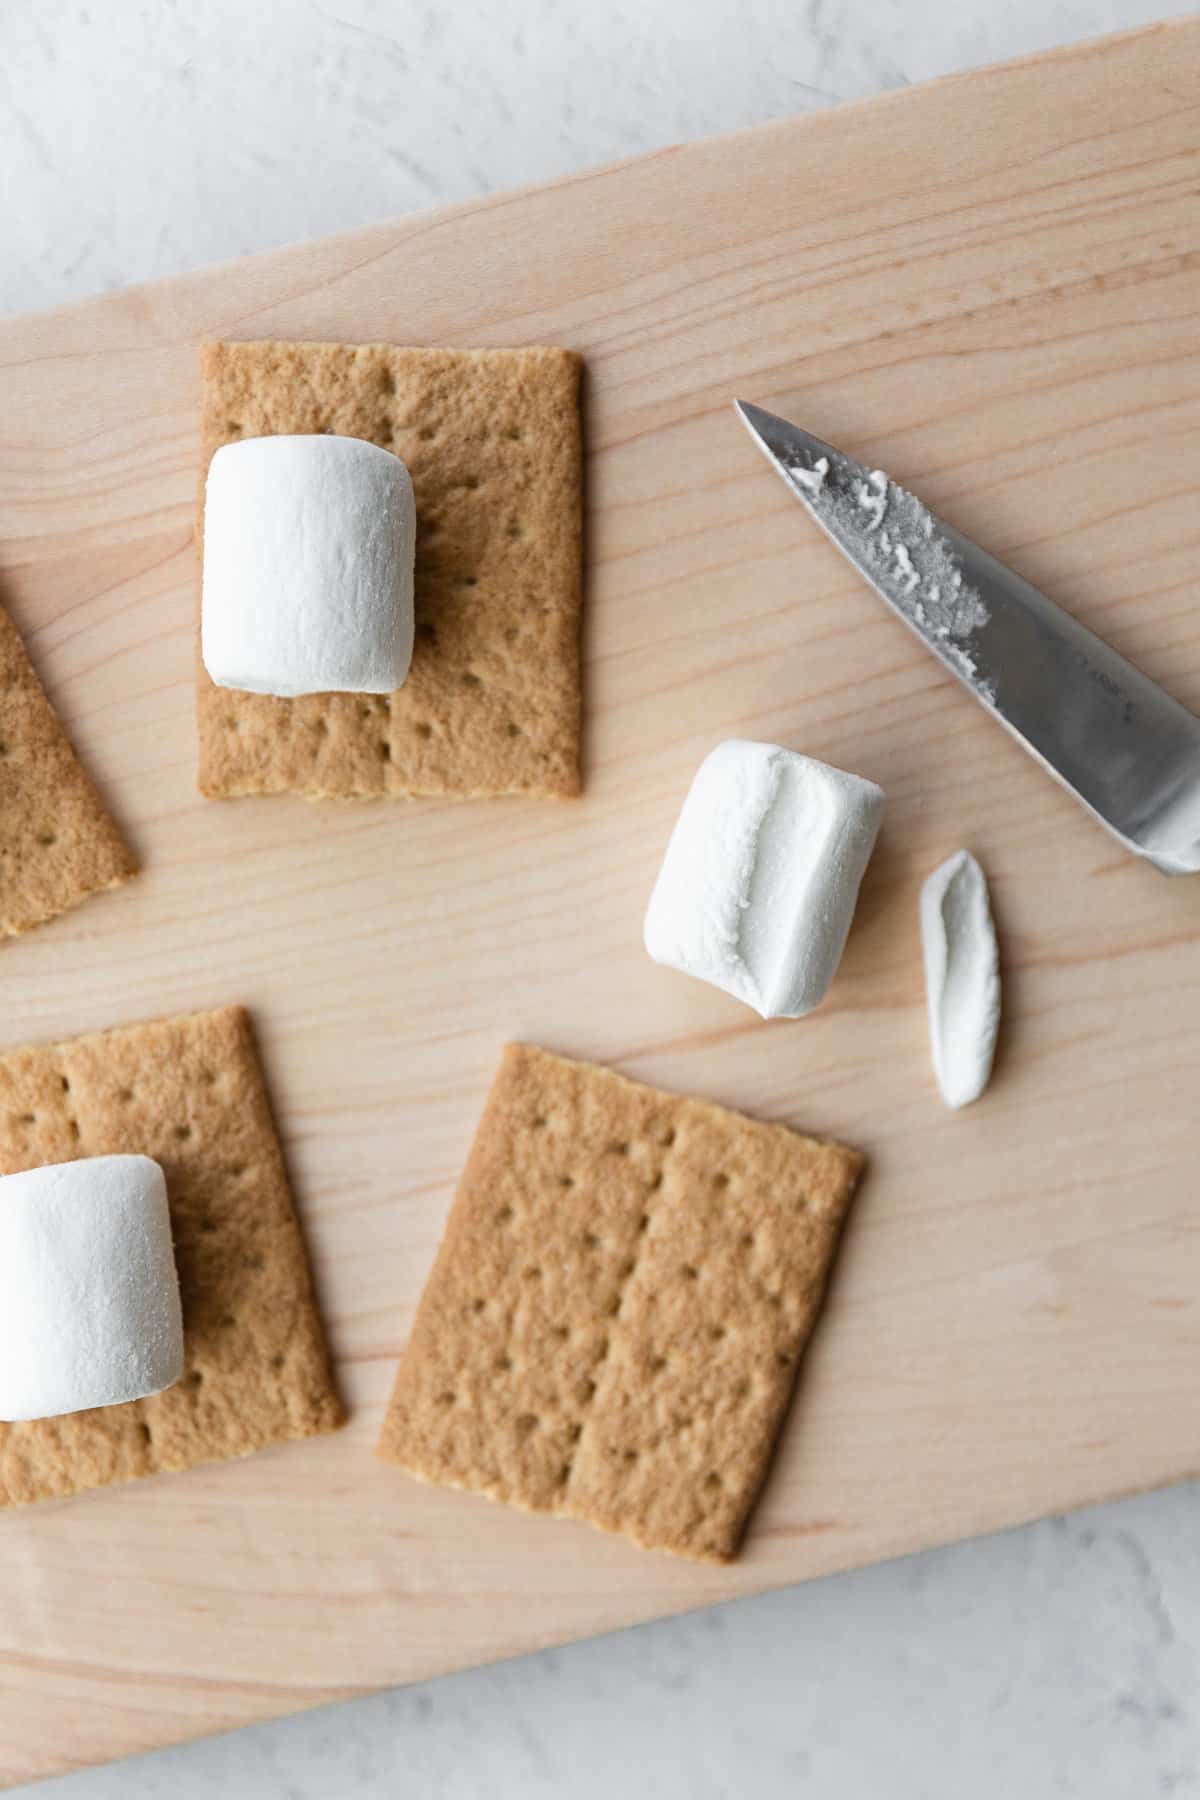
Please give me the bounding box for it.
[1,19,1198,1785]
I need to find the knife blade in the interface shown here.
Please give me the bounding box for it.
[735,400,1200,875]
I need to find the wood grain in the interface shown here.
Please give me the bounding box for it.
[1,18,1198,1784]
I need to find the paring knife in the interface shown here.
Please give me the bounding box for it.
[736,400,1200,875]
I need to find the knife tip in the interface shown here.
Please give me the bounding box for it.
[732,397,774,442]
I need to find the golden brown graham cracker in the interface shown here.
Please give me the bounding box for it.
[0,1005,342,1506]
[196,339,584,801]
[378,1044,864,1563]
[0,603,135,936]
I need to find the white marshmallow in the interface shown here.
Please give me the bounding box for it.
[920,849,1001,1109]
[644,739,885,1018]
[0,1155,184,1421]
[202,434,416,697]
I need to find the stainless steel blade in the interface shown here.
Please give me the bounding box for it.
[736,400,1200,875]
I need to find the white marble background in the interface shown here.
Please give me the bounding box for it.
[4,1,1199,1794]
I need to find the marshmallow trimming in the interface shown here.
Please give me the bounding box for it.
[644,739,885,1019]
[0,1154,184,1421]
[202,433,416,698]
[920,848,1001,1109]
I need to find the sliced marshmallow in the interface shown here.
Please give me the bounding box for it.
[644,739,885,1018]
[920,849,1000,1109]
[0,1155,184,1421]
[202,434,416,698]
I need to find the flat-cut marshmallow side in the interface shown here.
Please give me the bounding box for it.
[202,434,416,698]
[920,849,1000,1109]
[643,739,885,1018]
[0,1155,184,1421]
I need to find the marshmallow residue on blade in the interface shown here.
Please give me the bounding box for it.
[0,1154,184,1422]
[643,740,885,1018]
[920,849,1000,1108]
[202,433,416,698]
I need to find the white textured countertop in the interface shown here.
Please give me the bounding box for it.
[6,2,1199,1795]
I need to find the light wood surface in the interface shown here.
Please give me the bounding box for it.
[1,19,1198,1784]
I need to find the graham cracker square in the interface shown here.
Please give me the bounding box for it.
[0,1005,342,1505]
[378,1044,864,1562]
[0,603,135,937]
[196,339,583,801]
